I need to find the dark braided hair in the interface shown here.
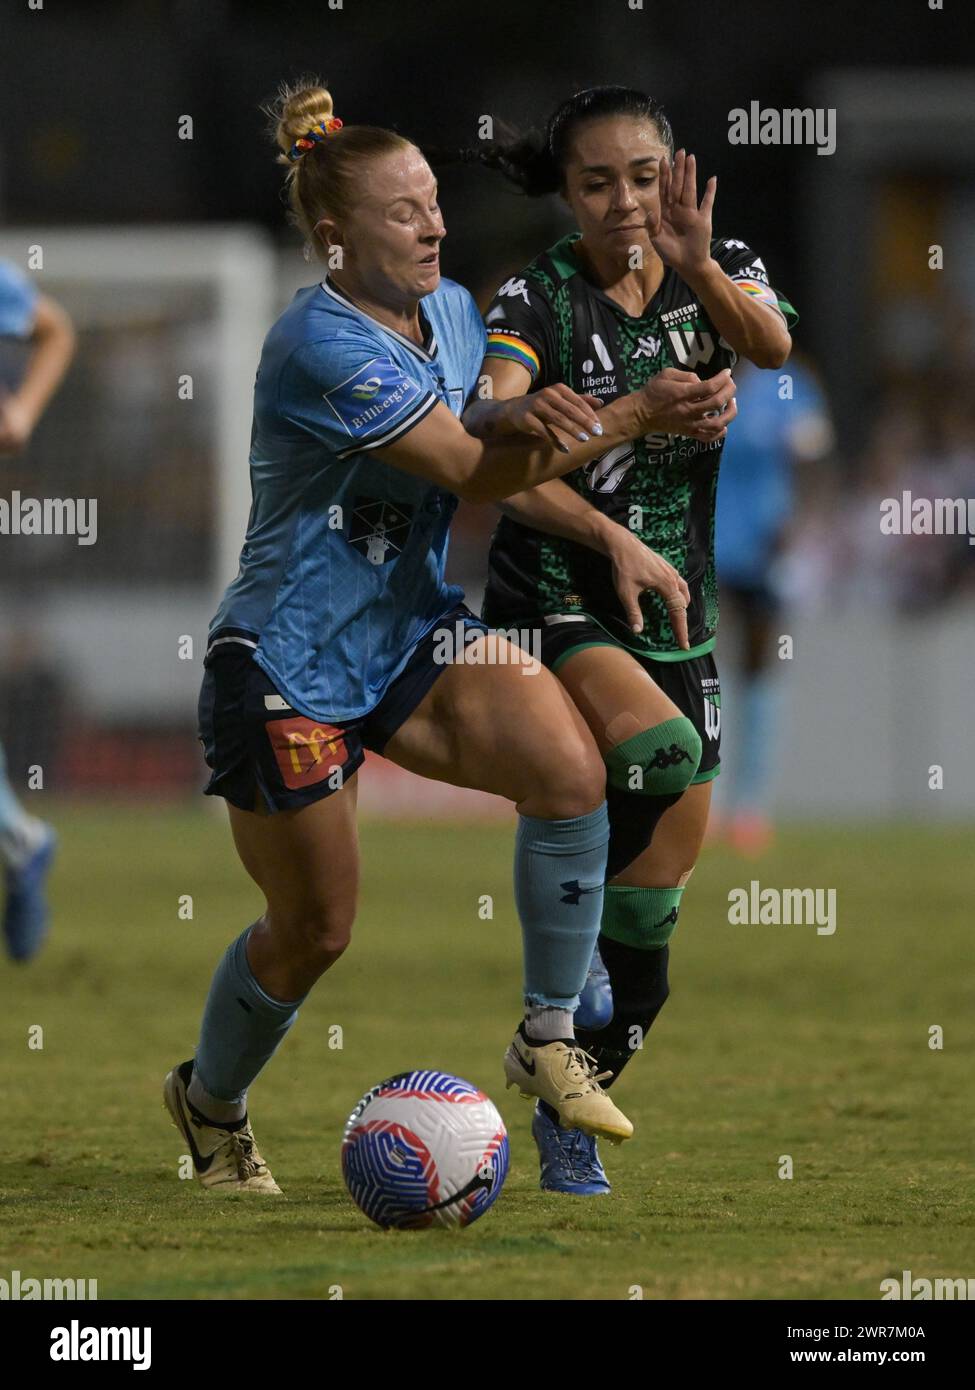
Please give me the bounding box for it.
[441,86,674,196]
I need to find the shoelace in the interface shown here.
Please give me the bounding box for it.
[563,1127,602,1182]
[228,1129,264,1180]
[563,1044,612,1092]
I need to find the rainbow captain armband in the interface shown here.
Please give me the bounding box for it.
[731,277,797,324]
[485,330,541,381]
[733,279,781,307]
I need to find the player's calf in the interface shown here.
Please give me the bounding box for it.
[576,887,679,1086]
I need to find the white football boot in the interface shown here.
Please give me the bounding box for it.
[163,1060,282,1194]
[503,1027,633,1144]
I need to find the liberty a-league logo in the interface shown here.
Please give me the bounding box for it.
[702,676,721,740]
[348,497,413,565]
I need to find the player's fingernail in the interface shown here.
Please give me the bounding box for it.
[557,441,570,453]
[592,423,604,435]
[577,432,590,442]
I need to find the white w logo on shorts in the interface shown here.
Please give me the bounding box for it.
[703,696,721,741]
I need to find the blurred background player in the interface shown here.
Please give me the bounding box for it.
[713,352,834,855]
[0,258,75,961]
[465,86,794,1195]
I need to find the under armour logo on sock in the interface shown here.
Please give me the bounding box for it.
[559,879,603,906]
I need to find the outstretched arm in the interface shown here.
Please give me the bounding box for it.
[463,359,698,647]
[380,363,736,504]
[0,294,77,455]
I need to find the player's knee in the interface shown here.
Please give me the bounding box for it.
[272,904,353,963]
[531,733,606,818]
[605,716,702,799]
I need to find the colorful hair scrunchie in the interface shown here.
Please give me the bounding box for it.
[287,116,344,162]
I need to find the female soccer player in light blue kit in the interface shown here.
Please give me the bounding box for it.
[0,259,76,961]
[163,81,737,1193]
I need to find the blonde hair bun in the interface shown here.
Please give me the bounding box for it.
[266,78,335,166]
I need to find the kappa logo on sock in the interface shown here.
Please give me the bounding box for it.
[559,879,603,906]
[652,907,679,931]
[650,743,695,770]
[266,717,347,789]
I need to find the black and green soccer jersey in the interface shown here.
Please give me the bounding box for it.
[480,234,798,658]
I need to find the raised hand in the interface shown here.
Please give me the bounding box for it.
[651,150,716,280]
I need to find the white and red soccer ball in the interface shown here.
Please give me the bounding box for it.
[342,1070,509,1229]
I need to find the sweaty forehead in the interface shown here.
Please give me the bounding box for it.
[566,117,667,168]
[360,146,435,203]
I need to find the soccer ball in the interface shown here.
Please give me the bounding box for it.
[341,1070,509,1229]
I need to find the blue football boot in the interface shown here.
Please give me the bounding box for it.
[532,1101,611,1195]
[3,826,57,962]
[574,940,613,1031]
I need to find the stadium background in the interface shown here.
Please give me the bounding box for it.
[2,0,974,817]
[1,0,973,1303]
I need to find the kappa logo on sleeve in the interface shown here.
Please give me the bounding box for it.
[322,358,423,440]
[496,276,531,305]
[266,716,349,789]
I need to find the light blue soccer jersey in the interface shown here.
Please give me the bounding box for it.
[0,261,37,338]
[210,275,487,721]
[0,261,39,392]
[715,360,830,586]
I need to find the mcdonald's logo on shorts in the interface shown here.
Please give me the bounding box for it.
[266,717,348,789]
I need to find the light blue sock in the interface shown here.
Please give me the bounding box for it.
[737,674,780,813]
[192,926,306,1105]
[0,742,46,870]
[515,803,609,1012]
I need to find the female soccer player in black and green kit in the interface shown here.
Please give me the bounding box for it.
[463,87,797,1195]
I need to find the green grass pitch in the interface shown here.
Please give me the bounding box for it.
[1,804,972,1300]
